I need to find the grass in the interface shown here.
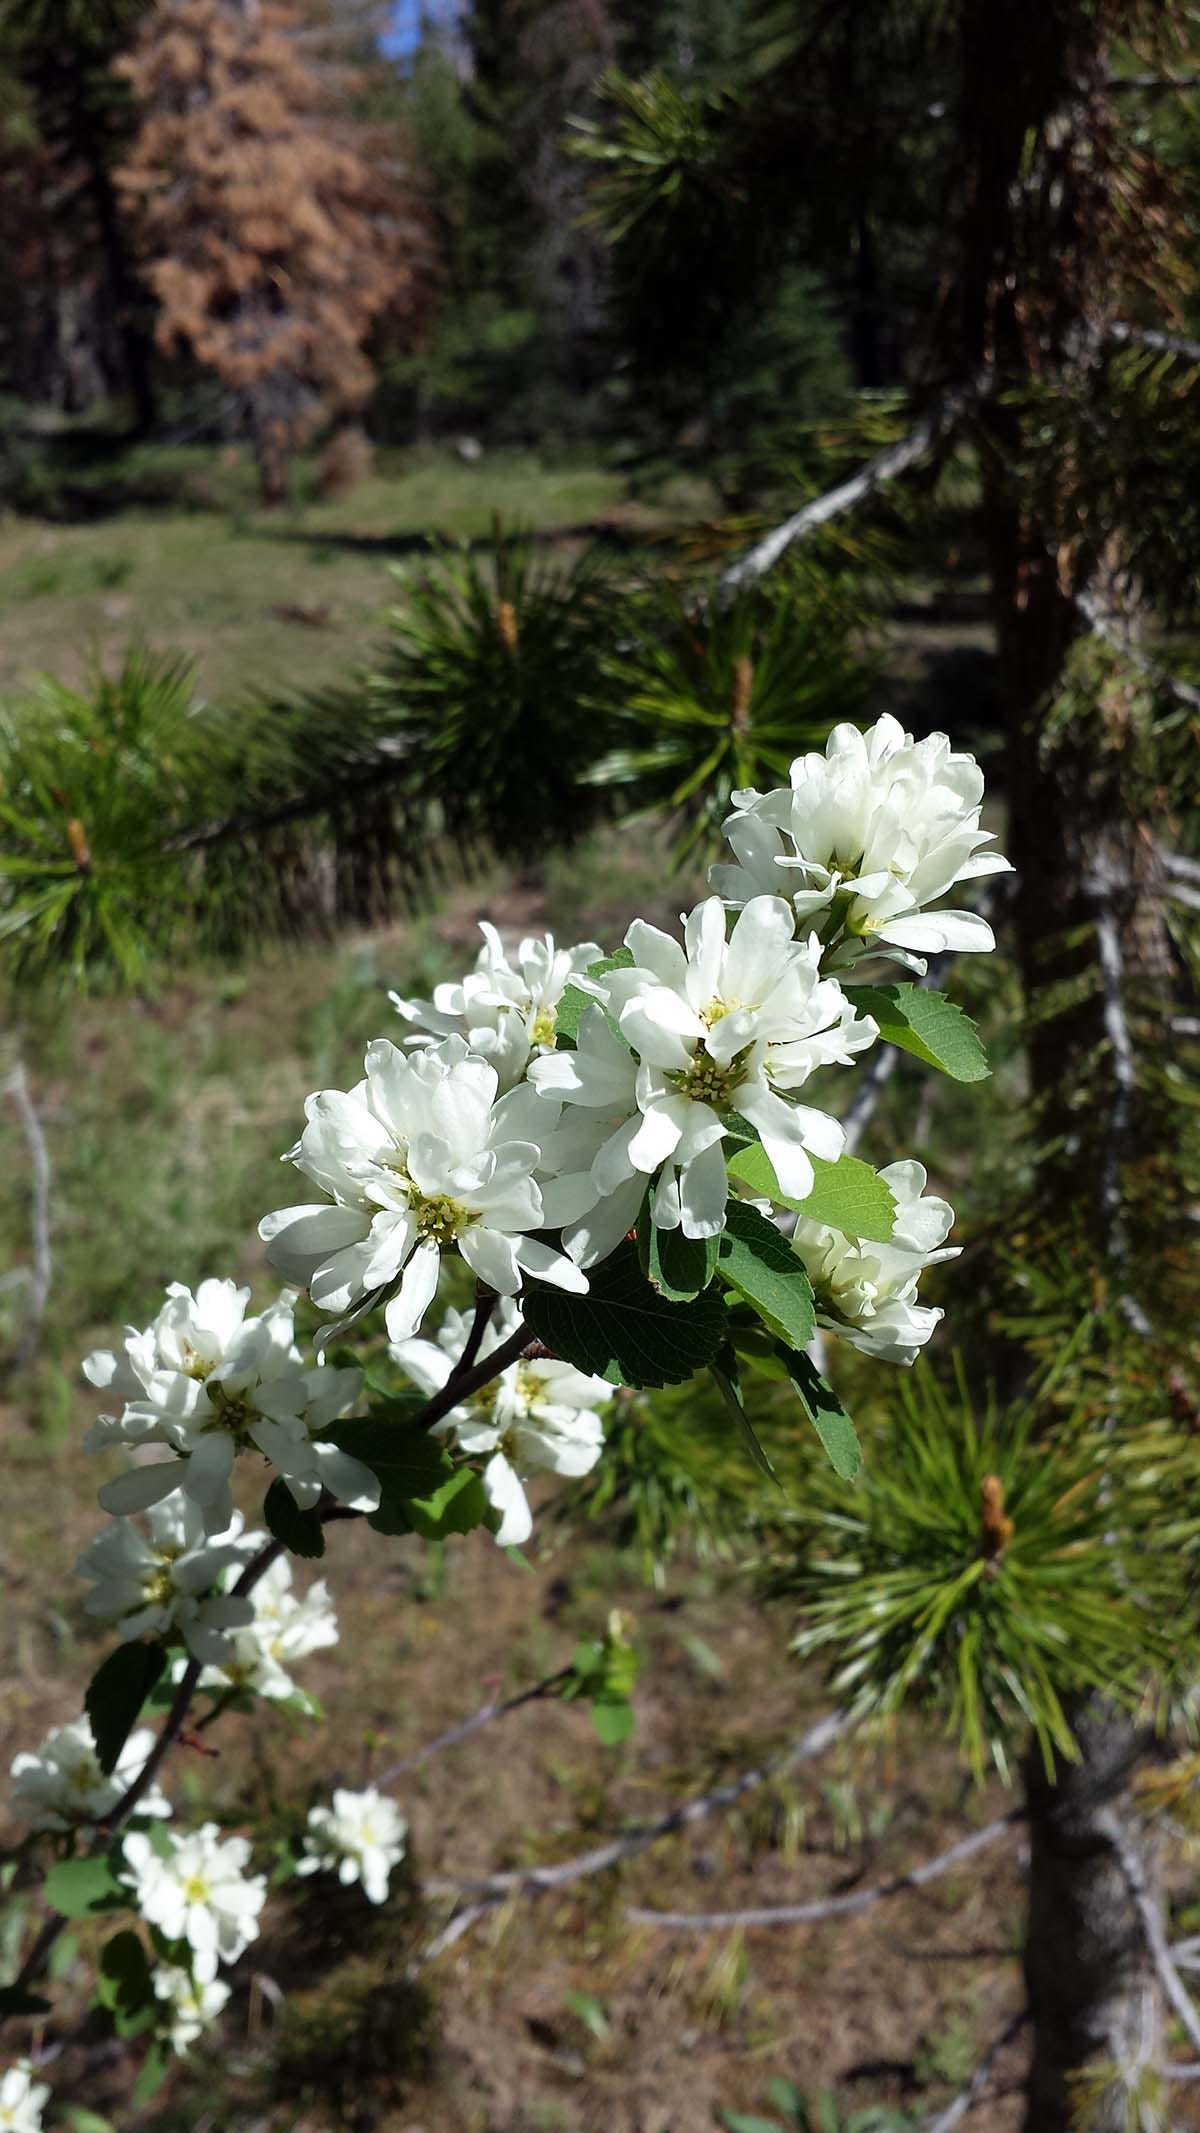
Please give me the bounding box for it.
[0,444,684,701]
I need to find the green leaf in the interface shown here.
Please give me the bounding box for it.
[591,1698,635,1746]
[728,1144,897,1243]
[639,1197,718,1301]
[64,2109,116,2133]
[524,1239,727,1388]
[778,1346,862,1479]
[96,1929,153,2030]
[845,983,989,1082]
[403,1466,490,1540]
[0,1986,51,2016]
[132,2043,171,2107]
[263,1478,325,1559]
[557,949,635,1043]
[710,1346,781,1485]
[44,1854,125,1920]
[564,1988,611,2039]
[85,1643,167,1777]
[721,2116,785,2133]
[321,1416,452,1535]
[717,1200,815,1346]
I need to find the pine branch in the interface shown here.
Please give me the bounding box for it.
[1101,1809,1200,2060]
[624,1807,1024,1930]
[1076,581,1200,719]
[1105,74,1200,94]
[1107,322,1200,362]
[717,373,991,600]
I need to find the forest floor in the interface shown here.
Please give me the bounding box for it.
[0,445,1029,2133]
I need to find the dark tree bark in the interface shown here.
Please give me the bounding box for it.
[955,8,1179,2125]
[1023,1707,1162,2133]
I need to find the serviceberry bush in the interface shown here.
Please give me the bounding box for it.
[0,716,1004,2114]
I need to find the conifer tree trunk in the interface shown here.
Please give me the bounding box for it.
[960,8,1180,2121]
[1023,1708,1162,2133]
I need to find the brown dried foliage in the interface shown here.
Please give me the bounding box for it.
[118,0,427,495]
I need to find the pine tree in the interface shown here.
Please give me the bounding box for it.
[118,0,426,500]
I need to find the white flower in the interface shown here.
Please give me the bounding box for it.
[0,2063,49,2133]
[152,1964,231,2054]
[391,925,602,1092]
[589,896,869,1235]
[791,1159,960,1364]
[120,1822,266,1983]
[392,1299,609,1545]
[297,1786,406,1905]
[527,1005,649,1267]
[74,1500,259,1666]
[197,1554,338,1704]
[711,715,1010,969]
[85,1279,375,1532]
[260,1035,587,1347]
[10,1716,170,1832]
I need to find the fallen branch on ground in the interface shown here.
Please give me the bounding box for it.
[922,2011,1029,2133]
[411,1709,852,1969]
[625,1806,1024,1931]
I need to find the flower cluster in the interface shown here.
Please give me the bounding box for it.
[711,714,1011,967]
[297,1785,407,1905]
[393,1299,610,1544]
[75,1499,260,1666]
[120,1822,266,1983]
[0,2064,48,2133]
[84,1279,374,1532]
[10,1716,170,1833]
[195,1550,339,1705]
[262,716,1002,1339]
[391,926,602,1091]
[792,1161,959,1365]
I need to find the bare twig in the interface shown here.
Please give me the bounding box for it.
[717,374,989,599]
[922,2010,1029,2133]
[3,1060,52,1379]
[1101,1809,1200,2059]
[625,1807,1023,1931]
[375,1668,572,1788]
[1160,850,1200,889]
